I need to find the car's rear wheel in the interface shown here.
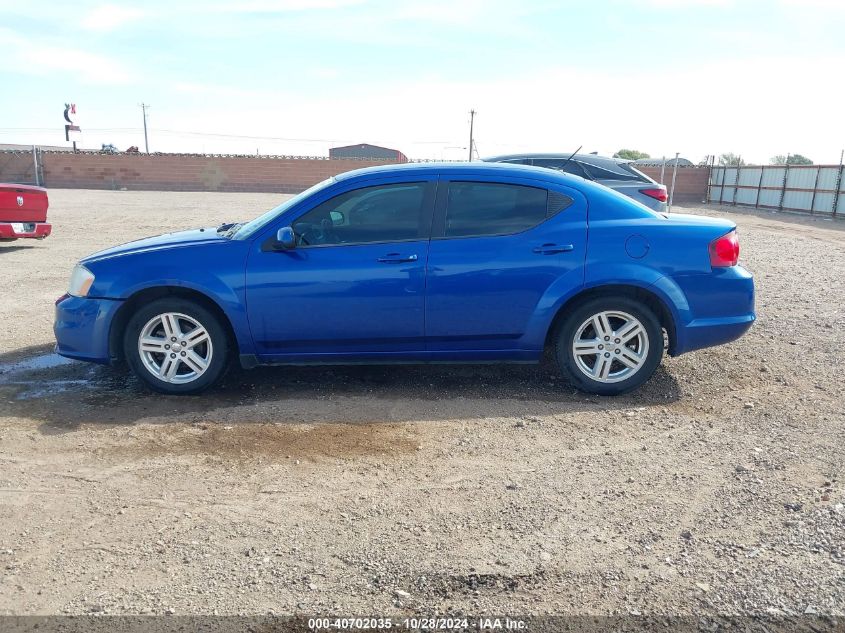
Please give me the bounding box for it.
[123,298,229,394]
[556,297,663,396]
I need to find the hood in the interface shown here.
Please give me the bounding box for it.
[83,227,226,263]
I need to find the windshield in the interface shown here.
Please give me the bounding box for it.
[231,177,336,240]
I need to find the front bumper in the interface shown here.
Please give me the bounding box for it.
[54,294,123,364]
[0,222,52,240]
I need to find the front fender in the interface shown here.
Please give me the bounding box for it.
[86,243,255,356]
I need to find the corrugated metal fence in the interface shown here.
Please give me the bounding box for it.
[708,164,844,217]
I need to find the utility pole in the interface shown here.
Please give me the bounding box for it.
[139,103,150,153]
[668,152,680,213]
[468,109,476,161]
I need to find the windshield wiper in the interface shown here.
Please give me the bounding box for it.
[217,222,244,238]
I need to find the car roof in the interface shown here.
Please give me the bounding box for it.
[333,160,585,187]
[482,152,633,170]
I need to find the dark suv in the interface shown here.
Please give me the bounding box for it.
[483,153,668,212]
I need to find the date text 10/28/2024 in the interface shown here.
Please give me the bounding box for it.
[308,617,527,630]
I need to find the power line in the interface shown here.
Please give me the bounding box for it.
[154,130,453,144]
[0,127,454,145]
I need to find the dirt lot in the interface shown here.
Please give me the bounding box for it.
[0,190,843,617]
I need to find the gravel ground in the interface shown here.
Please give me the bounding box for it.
[0,190,843,618]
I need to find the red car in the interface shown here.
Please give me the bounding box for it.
[0,184,52,241]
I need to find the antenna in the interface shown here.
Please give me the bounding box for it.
[557,145,583,172]
[468,109,476,161]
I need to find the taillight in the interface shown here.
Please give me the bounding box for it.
[640,187,668,203]
[709,231,740,267]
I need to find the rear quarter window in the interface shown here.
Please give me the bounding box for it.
[444,182,571,238]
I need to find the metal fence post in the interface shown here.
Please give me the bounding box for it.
[809,165,821,215]
[32,145,40,186]
[659,156,666,185]
[755,165,764,208]
[778,163,790,211]
[705,156,714,203]
[832,150,844,218]
[668,152,679,213]
[732,158,742,206]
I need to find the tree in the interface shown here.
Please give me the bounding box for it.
[771,154,813,165]
[613,149,650,160]
[718,153,746,166]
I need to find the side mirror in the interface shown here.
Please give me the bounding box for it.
[275,226,296,250]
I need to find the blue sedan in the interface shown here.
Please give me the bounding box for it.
[54,162,755,396]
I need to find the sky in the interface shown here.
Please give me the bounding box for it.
[1,0,844,164]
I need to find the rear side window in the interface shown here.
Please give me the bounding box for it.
[444,182,570,238]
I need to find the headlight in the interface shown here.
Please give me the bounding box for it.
[67,264,95,297]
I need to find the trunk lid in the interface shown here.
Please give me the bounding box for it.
[0,184,49,223]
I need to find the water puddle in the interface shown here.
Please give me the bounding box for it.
[0,352,98,400]
[0,353,74,375]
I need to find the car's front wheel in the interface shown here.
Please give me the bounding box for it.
[556,297,663,396]
[123,298,229,394]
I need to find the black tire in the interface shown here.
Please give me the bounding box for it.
[555,297,663,396]
[123,298,230,395]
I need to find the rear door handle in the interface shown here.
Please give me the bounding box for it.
[532,243,574,254]
[377,253,418,263]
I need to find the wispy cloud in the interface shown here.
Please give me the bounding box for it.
[80,4,145,31]
[0,27,133,84]
[780,0,844,7]
[639,0,732,6]
[207,0,366,13]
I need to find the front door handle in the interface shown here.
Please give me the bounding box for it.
[377,253,418,263]
[532,243,574,254]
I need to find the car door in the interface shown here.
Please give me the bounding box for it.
[425,176,587,359]
[245,179,436,361]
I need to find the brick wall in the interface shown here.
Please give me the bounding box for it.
[3,152,400,193]
[0,152,714,202]
[0,151,38,185]
[636,166,710,204]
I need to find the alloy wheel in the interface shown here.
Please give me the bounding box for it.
[137,312,214,384]
[571,310,649,384]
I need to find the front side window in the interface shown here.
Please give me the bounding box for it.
[233,177,335,240]
[292,182,428,246]
[444,182,557,238]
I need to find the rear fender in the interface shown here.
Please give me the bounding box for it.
[523,263,690,352]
